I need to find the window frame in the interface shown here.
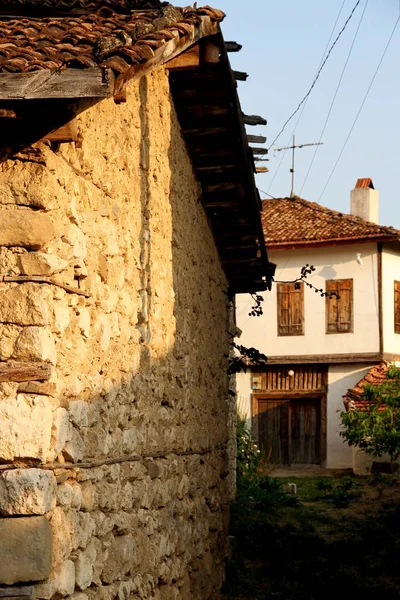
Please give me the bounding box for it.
[276,281,305,337]
[325,278,354,334]
[394,281,400,334]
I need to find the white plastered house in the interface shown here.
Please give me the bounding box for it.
[236,178,400,472]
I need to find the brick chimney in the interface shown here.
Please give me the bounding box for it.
[350,178,379,224]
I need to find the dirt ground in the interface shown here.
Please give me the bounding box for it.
[221,474,400,600]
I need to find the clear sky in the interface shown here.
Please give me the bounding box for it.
[213,0,400,228]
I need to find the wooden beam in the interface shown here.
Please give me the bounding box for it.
[3,276,91,298]
[166,45,200,71]
[0,68,113,100]
[251,147,268,155]
[243,114,267,126]
[233,71,248,81]
[265,353,384,365]
[0,362,51,383]
[247,134,267,144]
[225,41,242,52]
[256,167,269,174]
[200,39,220,64]
[41,120,78,144]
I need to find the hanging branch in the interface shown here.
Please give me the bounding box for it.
[274,264,340,300]
[228,342,268,375]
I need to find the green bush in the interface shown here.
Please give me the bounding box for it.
[236,413,261,481]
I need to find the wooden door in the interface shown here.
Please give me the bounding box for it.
[257,398,321,465]
[290,399,321,464]
[258,399,290,464]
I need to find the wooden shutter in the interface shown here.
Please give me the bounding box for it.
[394,281,400,334]
[277,282,304,336]
[326,279,353,334]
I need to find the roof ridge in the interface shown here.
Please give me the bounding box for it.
[0,0,163,14]
[261,196,400,237]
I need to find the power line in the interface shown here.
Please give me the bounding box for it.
[268,0,362,151]
[266,0,347,193]
[300,0,369,196]
[319,13,400,203]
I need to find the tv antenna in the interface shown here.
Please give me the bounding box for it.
[274,135,323,198]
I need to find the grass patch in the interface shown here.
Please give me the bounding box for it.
[222,475,400,600]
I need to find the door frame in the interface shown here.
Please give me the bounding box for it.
[252,392,327,466]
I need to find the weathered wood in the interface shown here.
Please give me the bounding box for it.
[0,362,51,383]
[200,39,220,64]
[3,276,91,298]
[251,147,268,155]
[166,45,200,71]
[265,353,384,365]
[233,71,248,81]
[243,114,267,126]
[225,41,242,52]
[41,120,78,143]
[0,68,113,100]
[256,167,269,174]
[0,588,33,600]
[247,134,267,144]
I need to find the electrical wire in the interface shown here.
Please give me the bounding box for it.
[300,0,369,197]
[266,0,346,194]
[319,13,400,203]
[268,0,362,152]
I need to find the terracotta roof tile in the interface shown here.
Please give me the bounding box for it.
[356,177,374,189]
[0,1,225,73]
[343,363,390,411]
[261,196,400,248]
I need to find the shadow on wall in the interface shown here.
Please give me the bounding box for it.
[0,72,235,599]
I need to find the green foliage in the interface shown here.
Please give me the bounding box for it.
[340,366,400,470]
[236,414,261,480]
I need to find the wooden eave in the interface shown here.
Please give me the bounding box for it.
[265,235,400,252]
[0,19,274,294]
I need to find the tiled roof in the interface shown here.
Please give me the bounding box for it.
[261,196,400,248]
[0,1,224,73]
[356,178,374,189]
[343,363,390,411]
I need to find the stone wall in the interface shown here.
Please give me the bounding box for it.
[0,70,235,599]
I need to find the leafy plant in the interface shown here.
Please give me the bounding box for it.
[340,366,400,472]
[236,413,261,481]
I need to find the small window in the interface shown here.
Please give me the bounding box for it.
[277,282,304,336]
[326,279,353,334]
[394,281,400,334]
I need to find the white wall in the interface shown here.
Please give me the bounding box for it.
[236,371,252,428]
[382,244,400,355]
[236,243,380,358]
[326,364,371,468]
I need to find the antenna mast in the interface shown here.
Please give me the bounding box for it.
[274,136,323,197]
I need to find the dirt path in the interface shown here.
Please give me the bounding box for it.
[221,475,400,600]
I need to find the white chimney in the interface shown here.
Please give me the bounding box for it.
[350,178,379,224]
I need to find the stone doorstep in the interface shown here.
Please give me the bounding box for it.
[0,587,34,599]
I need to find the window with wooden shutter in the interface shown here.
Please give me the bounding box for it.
[326,279,353,334]
[277,282,304,336]
[394,281,400,334]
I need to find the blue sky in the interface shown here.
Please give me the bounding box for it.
[213,0,400,228]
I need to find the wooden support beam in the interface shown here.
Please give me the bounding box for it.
[166,45,200,71]
[247,134,267,144]
[225,41,242,52]
[200,39,220,64]
[243,114,267,126]
[255,166,269,174]
[251,147,268,155]
[0,67,113,100]
[233,71,248,81]
[42,120,78,144]
[3,276,91,298]
[0,362,51,383]
[0,588,34,599]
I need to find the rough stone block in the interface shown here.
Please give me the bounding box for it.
[0,395,52,462]
[35,559,75,599]
[51,407,72,458]
[75,539,97,590]
[63,429,85,463]
[0,516,52,585]
[0,469,56,516]
[0,284,52,326]
[101,535,136,584]
[69,400,89,428]
[18,253,69,277]
[0,210,55,249]
[13,327,57,365]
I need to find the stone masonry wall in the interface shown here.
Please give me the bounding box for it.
[0,70,235,600]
